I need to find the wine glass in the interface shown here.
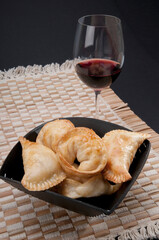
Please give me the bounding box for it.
[73,14,124,117]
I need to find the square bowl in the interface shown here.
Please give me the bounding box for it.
[0,117,151,216]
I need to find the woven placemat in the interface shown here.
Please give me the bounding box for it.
[0,60,159,240]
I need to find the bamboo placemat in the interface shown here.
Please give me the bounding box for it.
[0,60,159,240]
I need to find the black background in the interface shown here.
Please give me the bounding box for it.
[0,0,159,133]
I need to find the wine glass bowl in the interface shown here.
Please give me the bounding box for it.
[73,14,124,116]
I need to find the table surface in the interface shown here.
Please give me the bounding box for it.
[0,63,159,240]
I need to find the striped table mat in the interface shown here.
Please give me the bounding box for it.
[0,60,159,240]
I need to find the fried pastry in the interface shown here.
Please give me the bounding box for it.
[58,174,121,198]
[36,119,75,152]
[56,127,107,177]
[19,137,66,191]
[102,130,150,183]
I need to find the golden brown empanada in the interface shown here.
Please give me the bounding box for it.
[56,127,107,177]
[58,174,121,198]
[102,130,150,183]
[36,119,75,152]
[19,137,66,191]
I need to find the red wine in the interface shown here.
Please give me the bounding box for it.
[75,59,121,90]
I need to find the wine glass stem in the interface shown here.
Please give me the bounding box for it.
[95,90,101,118]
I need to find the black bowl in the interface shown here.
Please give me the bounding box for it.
[0,117,151,216]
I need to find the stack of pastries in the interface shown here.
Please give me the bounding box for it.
[19,119,150,198]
